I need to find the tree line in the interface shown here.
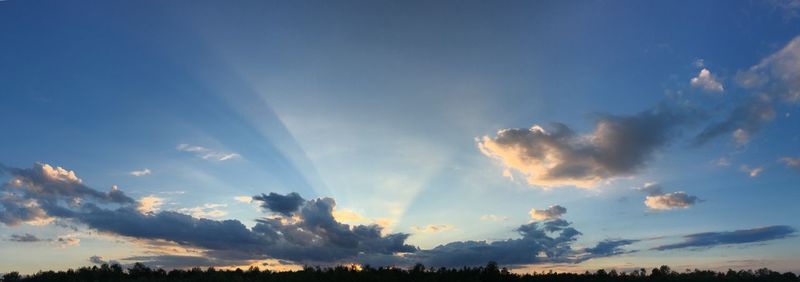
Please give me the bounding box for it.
[2,262,798,282]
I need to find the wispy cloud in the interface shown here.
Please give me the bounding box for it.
[653,225,796,250]
[177,204,228,219]
[780,157,800,171]
[176,144,240,161]
[480,214,509,222]
[411,224,456,234]
[130,168,151,177]
[740,165,764,177]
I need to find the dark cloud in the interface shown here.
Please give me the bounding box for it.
[0,163,639,268]
[404,220,583,266]
[252,192,305,216]
[0,163,136,225]
[692,95,775,146]
[119,255,241,269]
[530,205,567,221]
[583,239,639,257]
[8,233,44,242]
[479,106,690,188]
[652,225,797,251]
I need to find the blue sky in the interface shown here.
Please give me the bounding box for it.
[1,0,800,274]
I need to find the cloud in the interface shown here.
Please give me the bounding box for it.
[8,233,45,242]
[411,224,456,234]
[0,163,641,268]
[234,196,253,203]
[645,193,699,210]
[478,106,688,188]
[583,239,639,257]
[690,68,724,92]
[767,0,800,19]
[740,165,764,177]
[780,157,800,171]
[252,192,305,216]
[89,255,122,266]
[638,183,700,211]
[138,195,164,213]
[177,144,240,161]
[695,36,800,146]
[0,163,134,226]
[653,225,797,250]
[529,205,567,221]
[177,204,228,219]
[480,214,509,222]
[130,168,151,177]
[57,236,80,247]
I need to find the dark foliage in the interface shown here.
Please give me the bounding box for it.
[2,262,798,282]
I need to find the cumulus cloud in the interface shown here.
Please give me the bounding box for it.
[0,163,134,226]
[652,225,796,250]
[0,163,642,268]
[529,205,567,221]
[478,107,687,188]
[130,168,151,177]
[695,36,800,146]
[638,183,700,211]
[411,224,456,234]
[252,192,305,216]
[177,144,240,161]
[690,68,724,92]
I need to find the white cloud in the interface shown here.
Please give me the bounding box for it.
[138,195,164,213]
[740,165,764,177]
[177,144,240,161]
[411,224,456,233]
[644,192,698,210]
[39,163,82,183]
[479,214,509,222]
[177,204,228,219]
[130,168,151,177]
[639,183,700,211]
[234,196,253,204]
[529,205,567,221]
[690,68,724,92]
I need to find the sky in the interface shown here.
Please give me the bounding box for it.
[1,0,800,275]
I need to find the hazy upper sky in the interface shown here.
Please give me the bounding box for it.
[1,0,800,275]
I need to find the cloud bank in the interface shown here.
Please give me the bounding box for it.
[653,225,797,250]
